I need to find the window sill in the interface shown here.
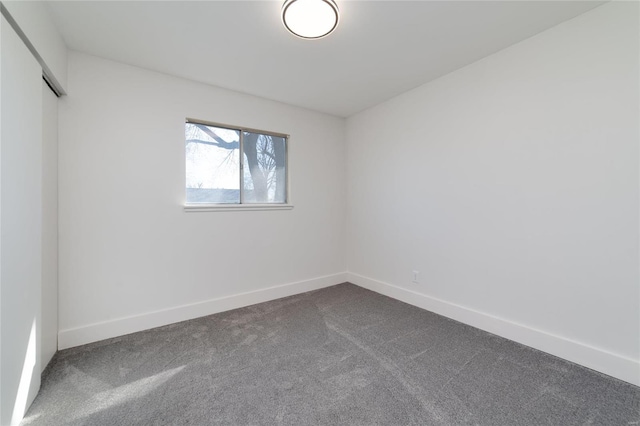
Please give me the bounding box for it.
[184,204,294,212]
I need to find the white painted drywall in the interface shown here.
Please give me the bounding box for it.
[0,1,67,94]
[57,52,347,344]
[41,80,58,371]
[1,14,43,425]
[347,2,639,384]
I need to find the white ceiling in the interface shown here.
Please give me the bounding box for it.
[46,1,605,117]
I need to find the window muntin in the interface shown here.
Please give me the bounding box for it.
[185,121,288,205]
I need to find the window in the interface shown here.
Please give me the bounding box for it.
[185,120,289,208]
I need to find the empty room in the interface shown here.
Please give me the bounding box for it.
[1,0,638,424]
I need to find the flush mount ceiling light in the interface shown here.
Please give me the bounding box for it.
[282,0,340,39]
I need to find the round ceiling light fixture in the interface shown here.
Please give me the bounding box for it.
[282,0,339,39]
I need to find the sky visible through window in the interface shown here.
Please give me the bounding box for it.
[185,123,287,204]
[185,124,239,192]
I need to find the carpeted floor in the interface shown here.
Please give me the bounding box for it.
[22,283,640,425]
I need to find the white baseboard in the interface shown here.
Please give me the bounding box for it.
[348,272,640,387]
[58,272,348,350]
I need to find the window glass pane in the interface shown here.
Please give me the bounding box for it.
[242,132,287,203]
[185,123,240,203]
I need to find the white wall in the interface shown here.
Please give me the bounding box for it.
[58,52,347,348]
[41,80,58,371]
[346,2,639,385]
[1,14,43,425]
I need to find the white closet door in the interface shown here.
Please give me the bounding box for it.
[1,14,43,426]
[41,79,59,372]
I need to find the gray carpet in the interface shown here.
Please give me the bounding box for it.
[22,283,640,425]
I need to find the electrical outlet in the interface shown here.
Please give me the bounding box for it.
[412,270,419,283]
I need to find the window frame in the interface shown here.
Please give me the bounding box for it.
[184,118,293,212]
